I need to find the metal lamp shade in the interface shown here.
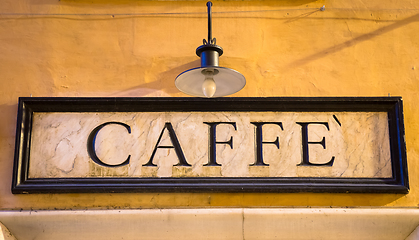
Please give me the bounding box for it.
[175,66,246,97]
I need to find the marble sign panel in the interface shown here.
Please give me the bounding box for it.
[28,112,392,179]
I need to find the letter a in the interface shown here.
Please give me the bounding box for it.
[143,122,191,167]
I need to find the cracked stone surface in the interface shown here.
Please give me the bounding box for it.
[28,111,392,178]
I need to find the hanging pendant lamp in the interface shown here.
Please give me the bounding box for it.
[175,1,246,98]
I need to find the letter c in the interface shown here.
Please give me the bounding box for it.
[87,121,131,167]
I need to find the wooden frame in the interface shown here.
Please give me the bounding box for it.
[12,97,409,193]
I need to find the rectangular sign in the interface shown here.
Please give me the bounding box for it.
[12,97,408,193]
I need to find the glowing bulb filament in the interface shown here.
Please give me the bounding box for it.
[202,75,216,98]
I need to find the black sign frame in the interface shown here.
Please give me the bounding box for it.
[12,97,409,193]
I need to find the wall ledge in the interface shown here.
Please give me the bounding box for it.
[0,208,418,240]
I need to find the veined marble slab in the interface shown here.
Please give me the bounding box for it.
[28,111,392,179]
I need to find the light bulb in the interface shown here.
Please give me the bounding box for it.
[202,74,216,98]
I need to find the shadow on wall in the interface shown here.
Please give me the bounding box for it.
[0,104,18,138]
[286,13,419,70]
[112,60,200,97]
[208,192,409,207]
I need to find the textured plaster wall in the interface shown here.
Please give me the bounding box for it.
[0,0,418,209]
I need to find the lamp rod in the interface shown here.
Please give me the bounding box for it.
[206,1,214,45]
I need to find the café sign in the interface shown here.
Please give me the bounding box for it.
[12,97,408,193]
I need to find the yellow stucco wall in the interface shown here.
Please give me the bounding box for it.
[0,0,418,210]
